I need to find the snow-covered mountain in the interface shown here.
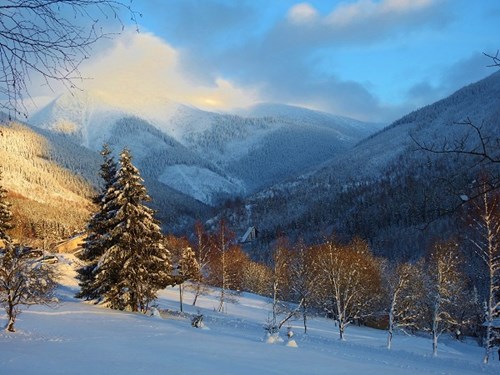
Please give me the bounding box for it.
[29,91,382,205]
[221,71,500,258]
[0,117,98,245]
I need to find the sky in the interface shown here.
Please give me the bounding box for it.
[30,0,500,123]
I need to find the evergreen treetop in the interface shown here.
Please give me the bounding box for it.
[0,168,13,244]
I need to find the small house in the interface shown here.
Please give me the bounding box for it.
[240,226,258,243]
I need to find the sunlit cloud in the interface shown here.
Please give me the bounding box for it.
[82,32,258,113]
[30,32,259,118]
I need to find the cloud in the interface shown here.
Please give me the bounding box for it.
[406,52,494,107]
[278,0,448,46]
[167,0,452,122]
[287,3,319,24]
[26,0,486,124]
[30,32,259,116]
[327,0,434,25]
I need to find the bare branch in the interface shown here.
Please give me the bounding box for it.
[0,0,140,119]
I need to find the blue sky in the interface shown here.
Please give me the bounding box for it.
[33,0,500,123]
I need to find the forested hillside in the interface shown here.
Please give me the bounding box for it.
[219,71,500,260]
[30,92,382,205]
[0,119,99,247]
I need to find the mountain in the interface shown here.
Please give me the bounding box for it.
[29,92,382,206]
[220,71,500,259]
[0,117,98,247]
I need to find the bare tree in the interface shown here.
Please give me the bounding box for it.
[190,221,212,307]
[420,240,466,357]
[289,240,319,334]
[0,245,58,332]
[207,219,245,313]
[265,237,295,335]
[383,261,423,349]
[0,0,140,118]
[316,237,382,340]
[165,234,199,313]
[411,51,500,205]
[484,50,500,68]
[466,180,500,364]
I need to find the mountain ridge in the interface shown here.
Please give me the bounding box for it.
[29,92,382,205]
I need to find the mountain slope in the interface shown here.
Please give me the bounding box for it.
[221,71,500,258]
[29,92,382,204]
[0,118,98,246]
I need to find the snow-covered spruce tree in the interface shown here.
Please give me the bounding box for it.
[466,181,499,364]
[76,144,118,300]
[0,168,13,244]
[420,240,466,356]
[91,149,172,312]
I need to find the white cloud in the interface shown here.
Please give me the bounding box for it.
[287,3,319,24]
[31,32,259,116]
[326,0,435,25]
[83,32,258,112]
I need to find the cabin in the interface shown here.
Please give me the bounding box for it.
[240,226,258,244]
[53,233,86,254]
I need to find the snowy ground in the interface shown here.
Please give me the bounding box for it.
[0,254,498,375]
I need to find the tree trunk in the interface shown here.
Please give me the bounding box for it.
[303,303,308,334]
[338,320,345,341]
[217,287,225,313]
[192,283,200,306]
[387,309,394,350]
[179,283,184,313]
[5,302,16,332]
[432,330,438,357]
[483,315,491,364]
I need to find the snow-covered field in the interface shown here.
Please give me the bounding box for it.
[0,254,498,375]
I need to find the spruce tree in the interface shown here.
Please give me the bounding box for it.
[76,144,118,300]
[0,168,13,245]
[92,149,172,312]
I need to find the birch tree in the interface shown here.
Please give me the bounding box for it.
[208,220,244,313]
[317,237,382,340]
[190,221,212,306]
[421,240,466,356]
[166,234,199,313]
[467,182,500,363]
[265,238,293,335]
[289,240,319,334]
[383,261,423,349]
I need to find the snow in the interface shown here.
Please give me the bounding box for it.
[0,254,497,374]
[27,91,383,206]
[158,165,245,205]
